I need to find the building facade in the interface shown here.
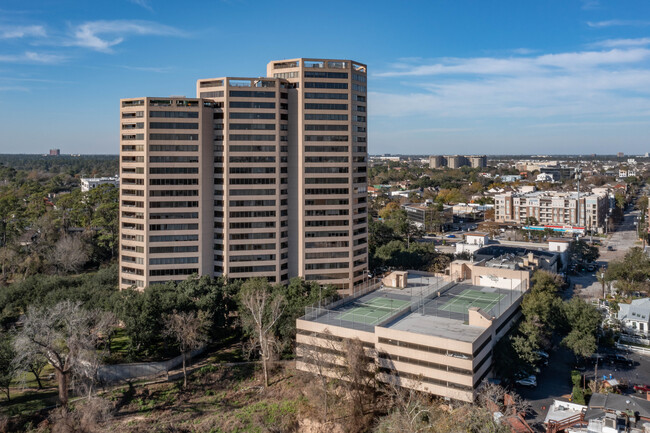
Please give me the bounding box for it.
[81,176,120,192]
[428,155,487,169]
[297,271,527,402]
[119,58,368,291]
[494,191,608,232]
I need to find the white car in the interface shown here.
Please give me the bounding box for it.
[516,377,537,388]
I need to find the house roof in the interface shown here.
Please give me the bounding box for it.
[585,393,650,421]
[618,298,650,322]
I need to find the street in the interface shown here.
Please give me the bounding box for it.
[572,206,641,300]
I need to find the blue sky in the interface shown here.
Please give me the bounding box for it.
[1,0,650,155]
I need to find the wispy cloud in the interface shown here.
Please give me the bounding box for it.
[587,19,650,28]
[0,86,29,92]
[375,48,650,77]
[128,0,154,12]
[0,51,66,64]
[372,46,650,124]
[67,20,185,53]
[593,38,650,48]
[120,65,173,73]
[581,0,600,10]
[0,25,46,39]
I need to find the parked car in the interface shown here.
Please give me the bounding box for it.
[446,234,456,238]
[607,245,614,251]
[634,384,650,393]
[515,377,537,388]
[605,354,633,367]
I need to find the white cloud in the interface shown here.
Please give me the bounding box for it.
[371,46,650,125]
[587,20,650,28]
[593,38,650,48]
[0,25,46,39]
[375,48,650,78]
[128,0,154,11]
[67,20,185,53]
[0,51,65,64]
[120,65,173,73]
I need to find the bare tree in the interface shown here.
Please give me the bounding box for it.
[53,234,90,274]
[239,278,285,388]
[163,310,210,388]
[376,383,433,433]
[297,329,340,421]
[340,338,377,428]
[13,301,114,406]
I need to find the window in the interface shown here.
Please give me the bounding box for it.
[229,123,275,130]
[149,212,198,219]
[230,112,275,119]
[304,92,348,100]
[305,113,348,121]
[149,133,198,141]
[150,122,199,129]
[229,134,275,141]
[229,101,275,109]
[305,156,348,163]
[305,124,348,131]
[150,111,199,118]
[150,167,198,174]
[305,146,348,152]
[149,223,198,231]
[305,135,348,142]
[304,82,348,89]
[199,91,224,98]
[304,71,348,79]
[149,145,198,152]
[229,91,275,98]
[229,156,275,163]
[149,156,198,163]
[229,145,275,152]
[304,103,347,110]
[150,257,199,265]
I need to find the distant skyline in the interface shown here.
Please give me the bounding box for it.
[0,0,649,154]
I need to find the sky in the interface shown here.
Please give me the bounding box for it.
[0,0,650,155]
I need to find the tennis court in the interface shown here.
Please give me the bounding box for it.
[337,297,411,326]
[439,289,504,314]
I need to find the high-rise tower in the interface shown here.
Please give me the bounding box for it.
[119,58,368,292]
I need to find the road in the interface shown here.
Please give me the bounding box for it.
[572,206,641,300]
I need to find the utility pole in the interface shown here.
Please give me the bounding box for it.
[575,166,582,228]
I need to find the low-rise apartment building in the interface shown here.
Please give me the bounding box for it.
[81,176,120,192]
[494,191,608,232]
[296,269,528,402]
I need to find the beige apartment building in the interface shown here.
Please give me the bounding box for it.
[494,191,608,232]
[119,58,368,291]
[429,155,487,169]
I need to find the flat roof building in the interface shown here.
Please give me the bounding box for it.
[296,270,527,402]
[81,176,120,192]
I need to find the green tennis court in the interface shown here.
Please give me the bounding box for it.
[439,289,504,314]
[337,297,410,325]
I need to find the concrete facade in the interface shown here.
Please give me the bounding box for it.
[296,272,526,402]
[494,191,608,232]
[119,58,368,291]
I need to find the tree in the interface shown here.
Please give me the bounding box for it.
[0,331,16,401]
[239,278,285,387]
[53,234,90,274]
[605,247,650,296]
[298,329,339,421]
[569,240,599,264]
[163,310,210,388]
[13,301,114,406]
[340,338,377,426]
[562,297,601,359]
[276,278,337,349]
